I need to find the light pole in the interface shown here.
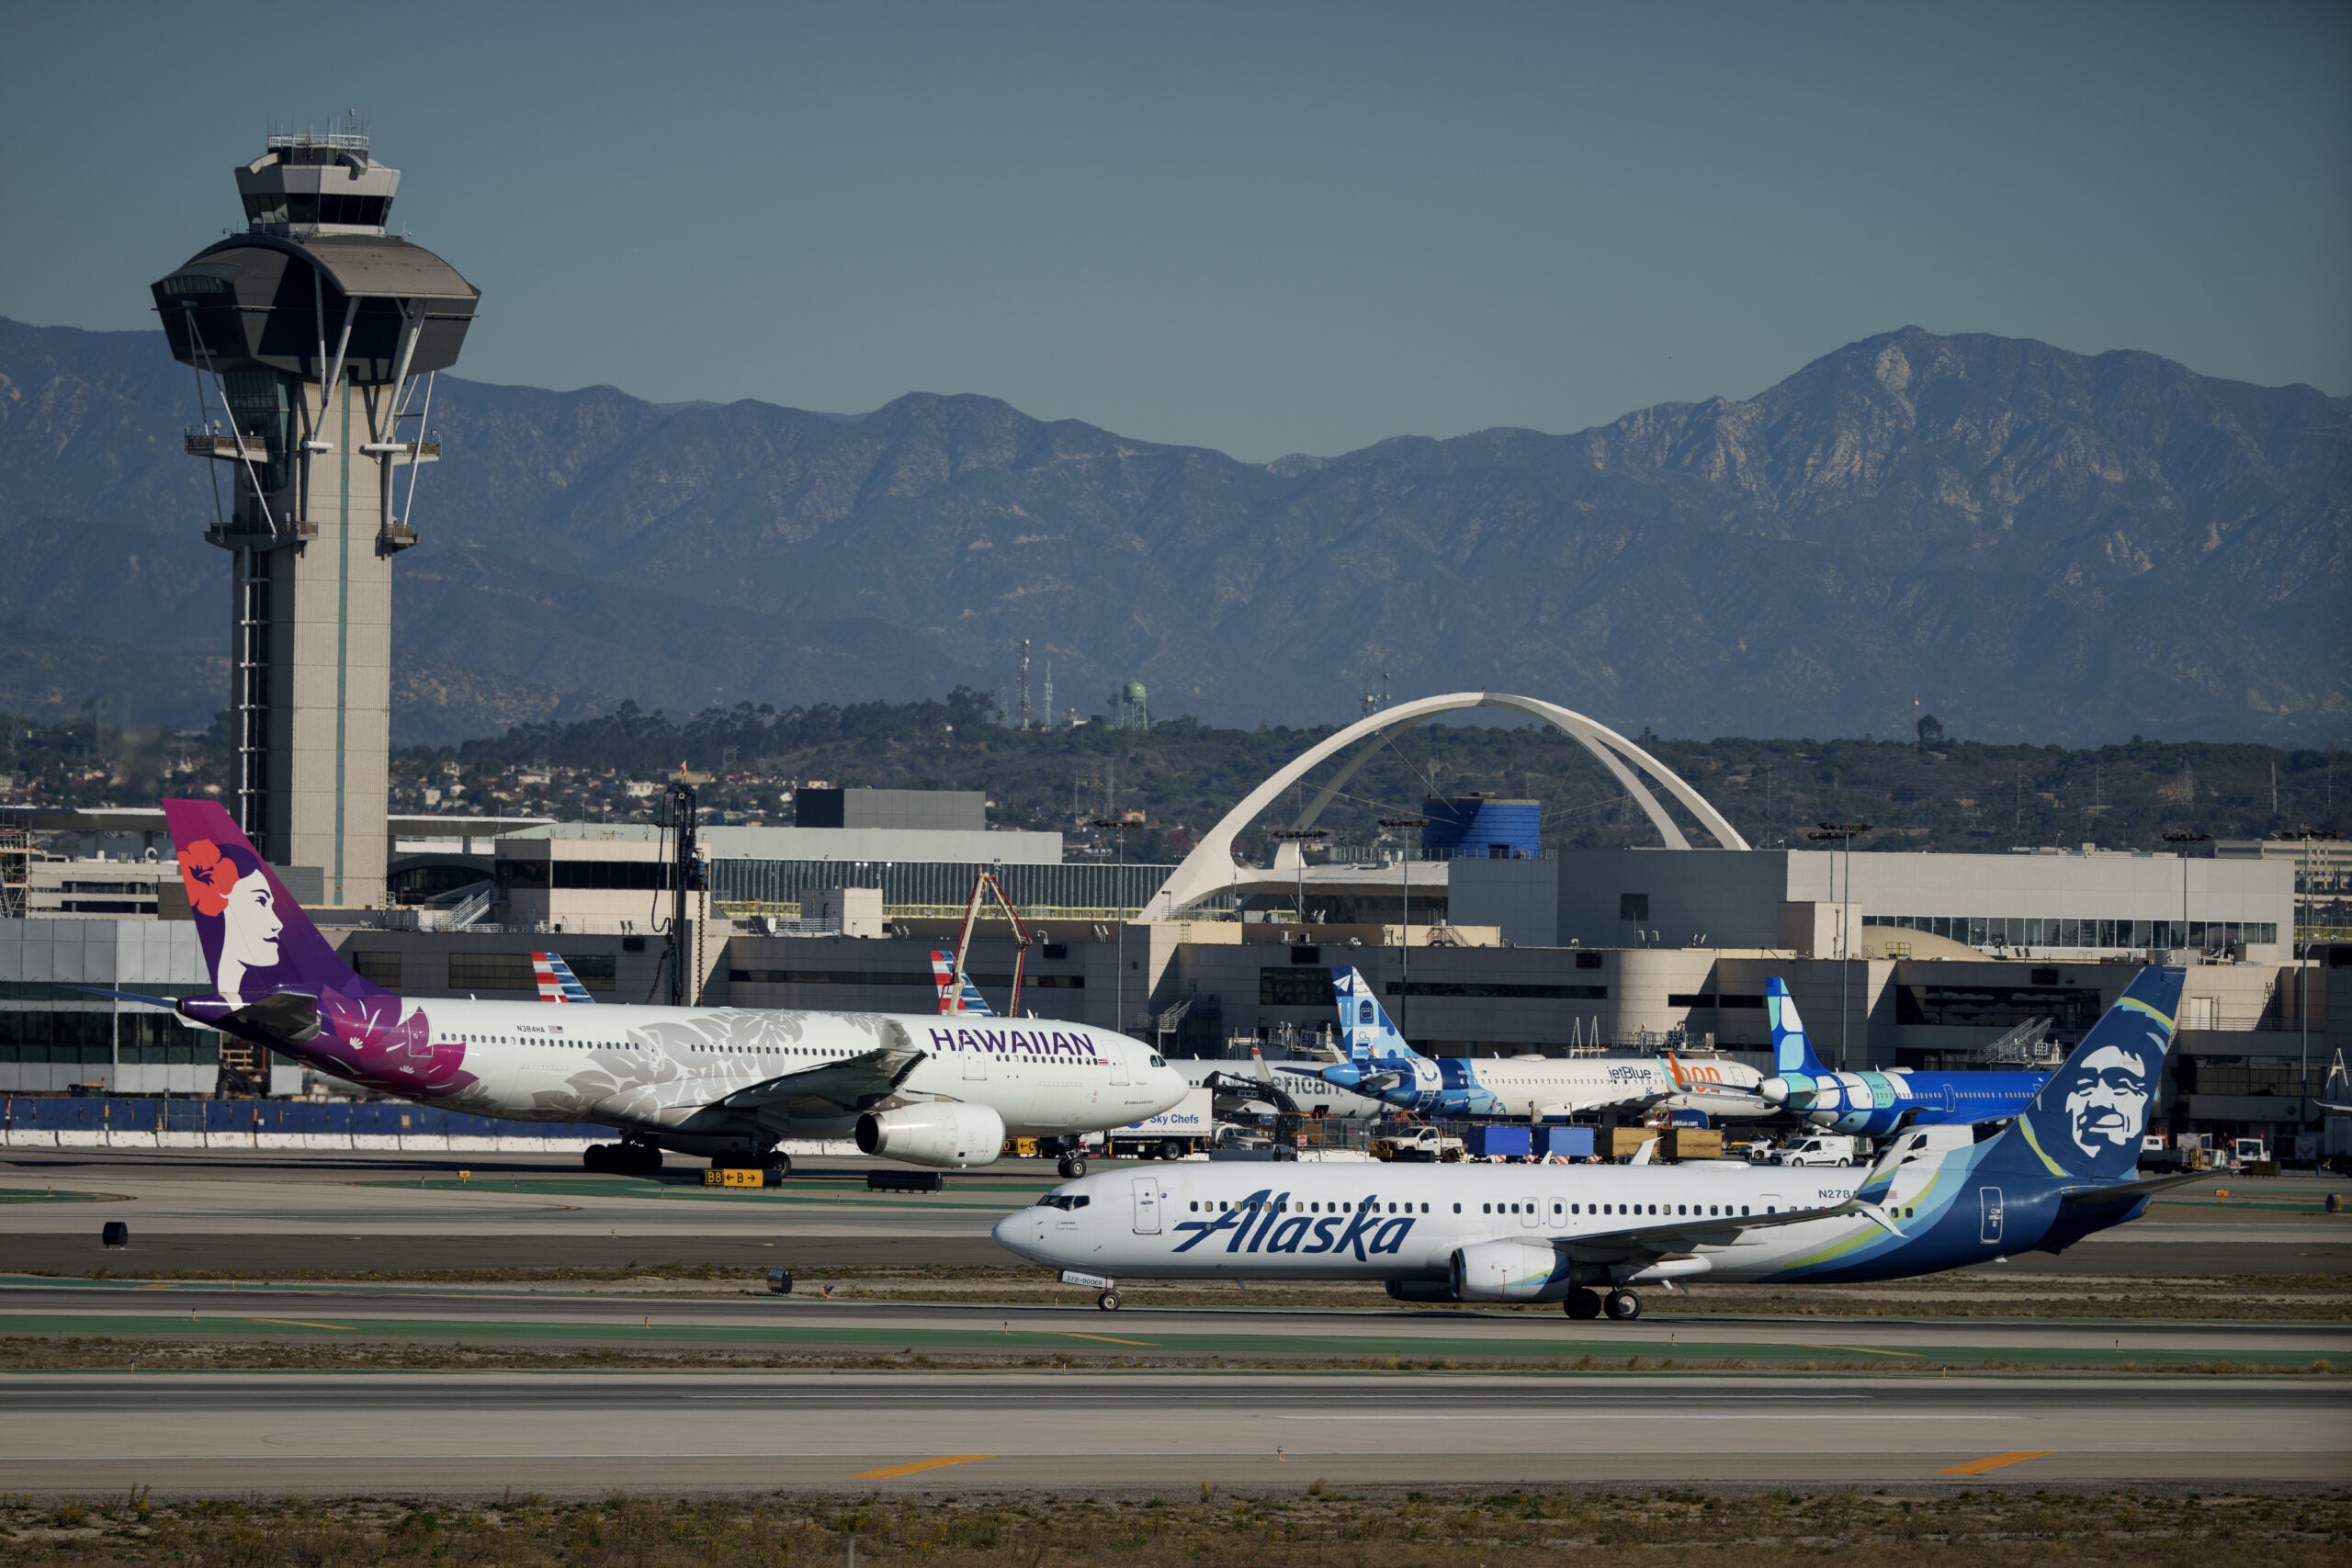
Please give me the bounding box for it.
[1091,817,1132,1037]
[1380,816,1427,1044]
[2273,827,2340,1129]
[1807,818,1872,1071]
[2162,829,2209,955]
[1270,827,1329,929]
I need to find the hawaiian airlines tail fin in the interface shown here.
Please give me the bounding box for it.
[1331,966,1420,1064]
[1766,977,1826,1077]
[1993,965,2185,1184]
[532,952,595,1004]
[930,951,995,1016]
[161,798,368,1004]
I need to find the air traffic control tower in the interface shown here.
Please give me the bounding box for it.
[153,129,479,908]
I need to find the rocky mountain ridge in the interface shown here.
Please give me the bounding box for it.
[0,317,2342,744]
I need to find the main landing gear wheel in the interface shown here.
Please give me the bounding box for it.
[768,1152,792,1180]
[1604,1289,1643,1322]
[1097,1289,1122,1312]
[582,1143,614,1173]
[1565,1288,1603,1320]
[1058,1156,1088,1179]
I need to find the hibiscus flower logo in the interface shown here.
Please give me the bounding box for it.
[176,840,236,919]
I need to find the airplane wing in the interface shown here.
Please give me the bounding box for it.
[1548,1194,1882,1269]
[705,1044,928,1126]
[2053,1169,2225,1207]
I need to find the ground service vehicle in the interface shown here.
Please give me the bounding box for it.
[1372,1127,1465,1162]
[1773,1134,1871,1167]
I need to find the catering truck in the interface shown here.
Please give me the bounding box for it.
[1102,1088,1218,1160]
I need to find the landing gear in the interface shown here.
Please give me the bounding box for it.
[1604,1289,1643,1322]
[586,1141,663,1177]
[1097,1289,1122,1312]
[1565,1288,1603,1320]
[1058,1155,1089,1179]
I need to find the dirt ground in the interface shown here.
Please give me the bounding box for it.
[3,1487,2346,1567]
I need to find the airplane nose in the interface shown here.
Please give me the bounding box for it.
[990,1213,1035,1260]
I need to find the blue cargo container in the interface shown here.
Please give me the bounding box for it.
[1465,1124,1532,1158]
[1539,1126,1596,1160]
[4,1096,603,1139]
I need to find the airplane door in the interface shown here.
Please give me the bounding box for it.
[1941,1084,1956,1115]
[1109,1049,1130,1087]
[1131,1177,1161,1235]
[1546,1196,1568,1231]
[1521,1195,1541,1231]
[1979,1186,2004,1246]
[962,1045,987,1081]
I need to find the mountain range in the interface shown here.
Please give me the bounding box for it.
[0,316,2344,746]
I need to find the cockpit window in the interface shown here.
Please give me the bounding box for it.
[1149,1054,1166,1067]
[1038,1193,1091,1211]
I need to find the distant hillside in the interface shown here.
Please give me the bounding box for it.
[1,316,2344,745]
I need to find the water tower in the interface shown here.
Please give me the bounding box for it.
[152,124,480,907]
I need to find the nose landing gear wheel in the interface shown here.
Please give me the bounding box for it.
[1058,1156,1088,1179]
[1564,1288,1603,1320]
[1097,1289,1122,1312]
[1604,1289,1643,1322]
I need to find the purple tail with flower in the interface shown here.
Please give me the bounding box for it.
[161,800,476,1099]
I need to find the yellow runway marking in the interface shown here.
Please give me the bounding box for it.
[850,1455,992,1479]
[1803,1343,1923,1359]
[243,1317,356,1331]
[1056,1331,1156,1347]
[1940,1450,2052,1476]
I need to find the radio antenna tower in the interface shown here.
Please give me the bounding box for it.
[1019,639,1031,730]
[1041,658,1053,731]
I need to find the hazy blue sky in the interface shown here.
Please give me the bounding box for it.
[6,1,2346,459]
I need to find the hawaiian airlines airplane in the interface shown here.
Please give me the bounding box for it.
[997,968,2192,1319]
[1318,968,1770,1121]
[1758,977,2050,1134]
[141,800,1185,1179]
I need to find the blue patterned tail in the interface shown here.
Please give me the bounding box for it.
[1331,967,1420,1064]
[1766,977,1825,1077]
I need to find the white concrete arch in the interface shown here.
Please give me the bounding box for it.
[1143,692,1747,919]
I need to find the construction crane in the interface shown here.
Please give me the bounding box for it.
[948,868,1036,1017]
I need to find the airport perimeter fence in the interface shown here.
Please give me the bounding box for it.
[4,1096,607,1154]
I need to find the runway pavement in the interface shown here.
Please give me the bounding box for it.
[6,1149,2347,1277]
[0,1370,2339,1495]
[3,1277,2344,1369]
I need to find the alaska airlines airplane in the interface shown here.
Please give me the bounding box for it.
[1758,976,2049,1135]
[995,967,2192,1317]
[1318,967,1769,1121]
[142,800,1184,1178]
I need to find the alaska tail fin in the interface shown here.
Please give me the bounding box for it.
[1996,965,2184,1184]
[162,798,368,1005]
[531,952,595,1004]
[1331,966,1420,1064]
[1766,976,1826,1077]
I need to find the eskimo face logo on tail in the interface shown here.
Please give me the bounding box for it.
[2061,1045,2154,1164]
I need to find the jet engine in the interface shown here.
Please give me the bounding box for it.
[1450,1238,1573,1303]
[854,1102,1007,1169]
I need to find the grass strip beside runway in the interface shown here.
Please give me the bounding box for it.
[0,1309,2333,1371]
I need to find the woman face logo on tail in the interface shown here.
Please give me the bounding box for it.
[176,838,283,1004]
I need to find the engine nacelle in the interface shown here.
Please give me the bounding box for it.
[855,1102,1006,1169]
[1450,1238,1573,1303]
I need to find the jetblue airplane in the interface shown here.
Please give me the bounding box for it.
[1758,976,2049,1135]
[996,966,2193,1318]
[1318,967,1769,1121]
[137,800,1184,1178]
